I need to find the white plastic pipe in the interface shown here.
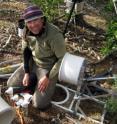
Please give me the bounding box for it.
[0,63,21,74]
[51,83,70,105]
[64,0,84,13]
[0,73,12,79]
[0,59,21,66]
[113,0,117,14]
[0,96,15,124]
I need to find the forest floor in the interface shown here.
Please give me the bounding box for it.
[0,0,117,124]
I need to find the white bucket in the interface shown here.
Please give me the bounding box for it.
[59,53,86,86]
[65,0,73,13]
[75,1,84,13]
[65,0,84,13]
[0,96,15,124]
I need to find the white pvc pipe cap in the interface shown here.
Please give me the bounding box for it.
[5,87,13,95]
[20,93,32,102]
[21,101,29,108]
[15,99,24,106]
[11,94,19,102]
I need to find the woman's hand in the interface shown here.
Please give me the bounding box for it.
[23,73,30,86]
[38,75,50,93]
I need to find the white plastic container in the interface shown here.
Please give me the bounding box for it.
[0,96,15,124]
[59,53,86,86]
[65,0,74,13]
[18,28,26,38]
[65,0,84,13]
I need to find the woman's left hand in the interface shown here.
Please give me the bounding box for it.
[38,75,50,93]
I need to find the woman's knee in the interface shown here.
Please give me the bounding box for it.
[32,91,51,109]
[32,98,51,109]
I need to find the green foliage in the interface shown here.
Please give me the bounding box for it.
[104,0,114,12]
[101,20,117,55]
[106,75,117,113]
[106,98,117,113]
[31,0,64,22]
[113,74,117,88]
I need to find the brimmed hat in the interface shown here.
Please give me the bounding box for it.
[23,5,44,23]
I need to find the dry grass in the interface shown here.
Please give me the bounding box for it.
[0,2,27,11]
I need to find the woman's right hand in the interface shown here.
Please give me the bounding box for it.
[23,73,30,86]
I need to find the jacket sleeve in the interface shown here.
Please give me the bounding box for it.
[23,47,32,73]
[49,32,66,79]
[22,39,28,51]
[22,39,32,73]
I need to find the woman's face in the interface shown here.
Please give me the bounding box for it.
[26,18,44,34]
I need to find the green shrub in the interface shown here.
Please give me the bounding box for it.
[101,20,117,55]
[104,0,114,12]
[106,98,117,113]
[31,0,64,22]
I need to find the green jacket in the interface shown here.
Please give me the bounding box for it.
[22,22,66,79]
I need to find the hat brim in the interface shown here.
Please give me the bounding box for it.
[25,15,44,23]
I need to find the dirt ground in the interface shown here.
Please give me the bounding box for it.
[0,0,117,124]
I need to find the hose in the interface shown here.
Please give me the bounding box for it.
[0,59,21,66]
[0,73,12,79]
[0,63,21,74]
[0,59,22,79]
